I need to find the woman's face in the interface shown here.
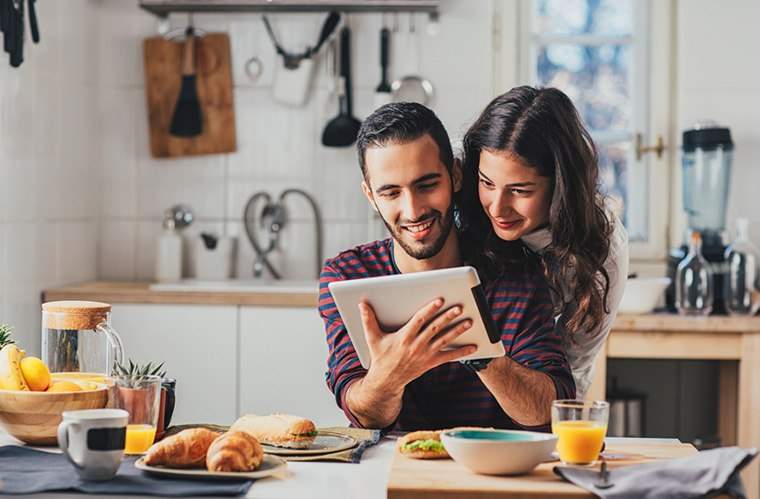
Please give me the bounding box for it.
[477,149,552,241]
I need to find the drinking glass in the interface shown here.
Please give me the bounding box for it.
[552,399,609,466]
[113,375,161,454]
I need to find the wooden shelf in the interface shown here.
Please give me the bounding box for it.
[139,0,440,17]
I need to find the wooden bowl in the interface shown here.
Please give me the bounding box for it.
[0,387,109,445]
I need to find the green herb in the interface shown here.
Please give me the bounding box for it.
[291,431,318,437]
[0,324,14,349]
[403,439,445,452]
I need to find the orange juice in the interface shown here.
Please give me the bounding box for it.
[125,424,157,454]
[553,420,606,464]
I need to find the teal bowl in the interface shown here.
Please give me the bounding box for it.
[440,429,557,475]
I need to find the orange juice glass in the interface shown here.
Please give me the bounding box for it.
[114,374,161,454]
[551,400,609,465]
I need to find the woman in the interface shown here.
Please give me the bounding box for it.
[458,86,629,398]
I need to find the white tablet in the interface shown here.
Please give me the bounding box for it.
[328,266,505,369]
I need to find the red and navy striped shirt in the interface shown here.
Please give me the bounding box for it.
[319,238,575,431]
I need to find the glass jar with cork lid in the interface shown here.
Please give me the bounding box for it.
[41,301,125,381]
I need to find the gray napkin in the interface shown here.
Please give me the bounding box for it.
[554,446,757,499]
[0,445,253,496]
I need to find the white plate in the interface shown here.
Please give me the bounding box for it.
[261,432,357,456]
[134,454,287,480]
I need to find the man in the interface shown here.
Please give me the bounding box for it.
[319,103,574,431]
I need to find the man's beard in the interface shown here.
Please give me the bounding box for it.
[379,202,455,260]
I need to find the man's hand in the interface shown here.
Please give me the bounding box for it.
[359,298,477,392]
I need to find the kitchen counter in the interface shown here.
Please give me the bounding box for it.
[42,281,318,307]
[588,312,760,499]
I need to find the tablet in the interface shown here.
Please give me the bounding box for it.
[328,266,505,369]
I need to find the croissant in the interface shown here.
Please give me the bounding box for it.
[143,428,221,468]
[206,431,264,472]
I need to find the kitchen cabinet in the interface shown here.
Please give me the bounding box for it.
[239,306,348,427]
[111,304,239,426]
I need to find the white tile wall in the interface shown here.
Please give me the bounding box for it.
[0,1,99,354]
[92,0,497,281]
[677,0,760,249]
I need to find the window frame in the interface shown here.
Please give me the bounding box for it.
[499,0,675,263]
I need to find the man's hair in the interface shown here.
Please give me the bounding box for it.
[356,102,454,179]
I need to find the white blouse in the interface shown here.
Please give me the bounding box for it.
[521,214,629,398]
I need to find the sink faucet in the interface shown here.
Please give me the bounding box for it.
[243,189,323,280]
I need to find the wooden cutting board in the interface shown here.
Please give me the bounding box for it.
[143,33,237,158]
[387,440,699,499]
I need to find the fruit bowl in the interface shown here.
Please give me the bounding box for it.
[0,385,108,445]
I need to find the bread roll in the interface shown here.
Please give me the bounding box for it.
[206,431,264,472]
[144,428,221,468]
[397,430,450,459]
[230,414,317,449]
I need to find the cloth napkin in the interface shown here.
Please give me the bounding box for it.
[0,445,252,496]
[165,424,382,463]
[554,446,757,499]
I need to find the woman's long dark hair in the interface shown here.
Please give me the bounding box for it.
[458,86,612,337]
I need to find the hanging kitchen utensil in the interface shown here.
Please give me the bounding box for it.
[143,30,237,157]
[169,24,203,137]
[28,0,38,43]
[391,13,434,106]
[321,25,361,148]
[374,26,392,109]
[1,0,23,67]
[264,11,340,106]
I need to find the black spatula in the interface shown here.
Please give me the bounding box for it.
[169,26,202,137]
[321,26,360,147]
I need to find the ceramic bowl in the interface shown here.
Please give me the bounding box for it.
[619,277,671,314]
[440,428,557,475]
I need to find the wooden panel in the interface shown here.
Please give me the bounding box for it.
[613,314,760,333]
[718,361,738,446]
[42,282,318,307]
[607,332,742,360]
[387,441,697,499]
[143,33,236,157]
[738,334,760,499]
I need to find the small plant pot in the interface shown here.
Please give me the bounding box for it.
[117,387,153,424]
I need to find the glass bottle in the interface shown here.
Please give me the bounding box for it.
[676,231,714,316]
[724,218,760,316]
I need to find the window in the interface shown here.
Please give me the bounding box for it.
[519,0,672,260]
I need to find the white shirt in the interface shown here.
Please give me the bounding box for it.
[521,214,629,398]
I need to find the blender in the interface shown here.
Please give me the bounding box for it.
[666,122,734,313]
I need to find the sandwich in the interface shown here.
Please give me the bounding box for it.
[397,430,450,459]
[230,414,317,449]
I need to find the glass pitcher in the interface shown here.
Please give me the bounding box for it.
[41,301,124,378]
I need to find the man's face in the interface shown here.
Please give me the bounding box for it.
[362,135,459,260]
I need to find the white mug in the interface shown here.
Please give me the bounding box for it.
[57,409,128,481]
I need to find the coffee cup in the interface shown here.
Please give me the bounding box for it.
[57,409,128,481]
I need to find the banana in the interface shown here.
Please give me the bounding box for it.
[0,344,29,391]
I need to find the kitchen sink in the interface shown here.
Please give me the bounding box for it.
[148,279,318,294]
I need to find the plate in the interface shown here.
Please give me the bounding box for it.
[134,454,287,480]
[261,431,357,456]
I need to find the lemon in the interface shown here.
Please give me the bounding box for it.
[20,356,51,391]
[46,380,82,393]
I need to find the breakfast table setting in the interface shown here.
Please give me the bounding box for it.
[0,301,757,498]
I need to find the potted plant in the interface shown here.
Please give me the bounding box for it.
[113,360,176,440]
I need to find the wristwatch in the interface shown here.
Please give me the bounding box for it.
[460,358,493,372]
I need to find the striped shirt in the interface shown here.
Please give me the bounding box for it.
[319,238,575,431]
